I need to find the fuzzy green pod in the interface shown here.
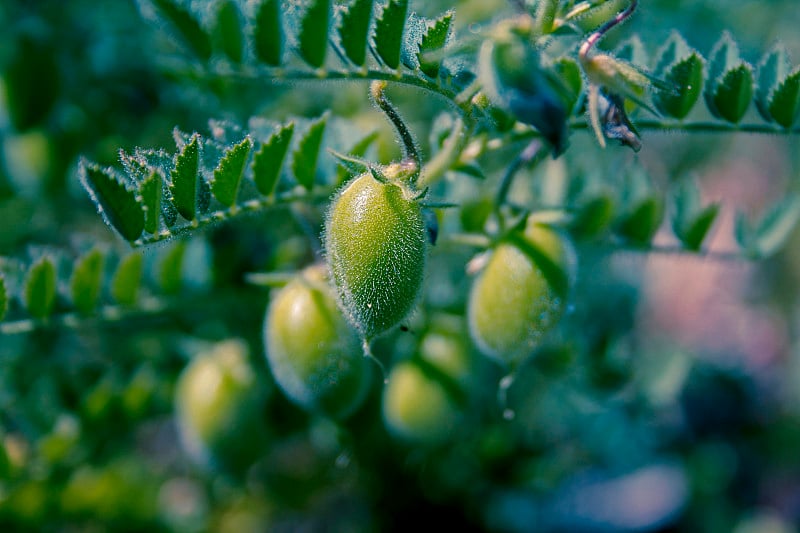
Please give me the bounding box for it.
[175,339,269,475]
[468,220,576,366]
[264,266,372,419]
[325,172,427,339]
[382,361,459,445]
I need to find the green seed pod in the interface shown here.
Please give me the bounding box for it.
[175,339,269,475]
[382,361,459,445]
[468,220,576,366]
[325,172,427,340]
[264,266,372,419]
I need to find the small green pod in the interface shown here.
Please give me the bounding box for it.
[382,361,459,445]
[175,339,269,475]
[325,172,427,339]
[264,266,372,419]
[468,221,576,366]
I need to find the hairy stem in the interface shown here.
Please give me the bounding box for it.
[133,188,333,247]
[579,0,639,60]
[495,140,546,207]
[370,80,422,181]
[418,117,469,189]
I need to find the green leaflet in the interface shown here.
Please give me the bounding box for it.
[681,205,720,252]
[569,195,615,238]
[705,33,753,123]
[159,241,187,294]
[0,275,6,322]
[671,180,719,251]
[757,46,800,128]
[140,171,162,235]
[616,197,664,246]
[335,130,379,184]
[212,138,252,208]
[374,0,408,69]
[111,252,144,306]
[253,123,294,196]
[298,0,331,68]
[768,72,800,128]
[737,194,800,259]
[25,257,57,320]
[417,12,452,78]
[653,54,704,120]
[292,116,327,190]
[653,32,692,75]
[253,0,282,66]
[170,134,201,221]
[710,64,753,123]
[534,0,558,35]
[551,57,583,115]
[151,0,212,61]
[214,0,244,63]
[70,248,105,314]
[615,35,648,67]
[81,165,145,241]
[339,0,373,66]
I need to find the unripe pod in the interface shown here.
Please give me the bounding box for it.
[382,361,459,445]
[175,339,269,475]
[264,266,371,419]
[324,172,426,339]
[468,220,576,366]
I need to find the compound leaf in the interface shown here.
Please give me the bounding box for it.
[70,248,105,314]
[292,115,327,190]
[170,134,201,221]
[253,0,282,65]
[151,0,212,61]
[24,257,57,320]
[111,252,144,306]
[81,164,145,241]
[339,0,373,66]
[212,137,252,207]
[298,0,331,68]
[374,0,408,69]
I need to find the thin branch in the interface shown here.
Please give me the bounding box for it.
[0,297,170,336]
[370,80,422,178]
[132,188,333,247]
[495,140,546,207]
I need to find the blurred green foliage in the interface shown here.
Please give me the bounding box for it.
[1,1,800,532]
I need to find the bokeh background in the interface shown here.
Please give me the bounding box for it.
[1,0,800,531]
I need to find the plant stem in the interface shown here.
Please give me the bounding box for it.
[494,140,545,207]
[132,188,333,247]
[370,81,422,180]
[579,0,639,60]
[418,117,469,189]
